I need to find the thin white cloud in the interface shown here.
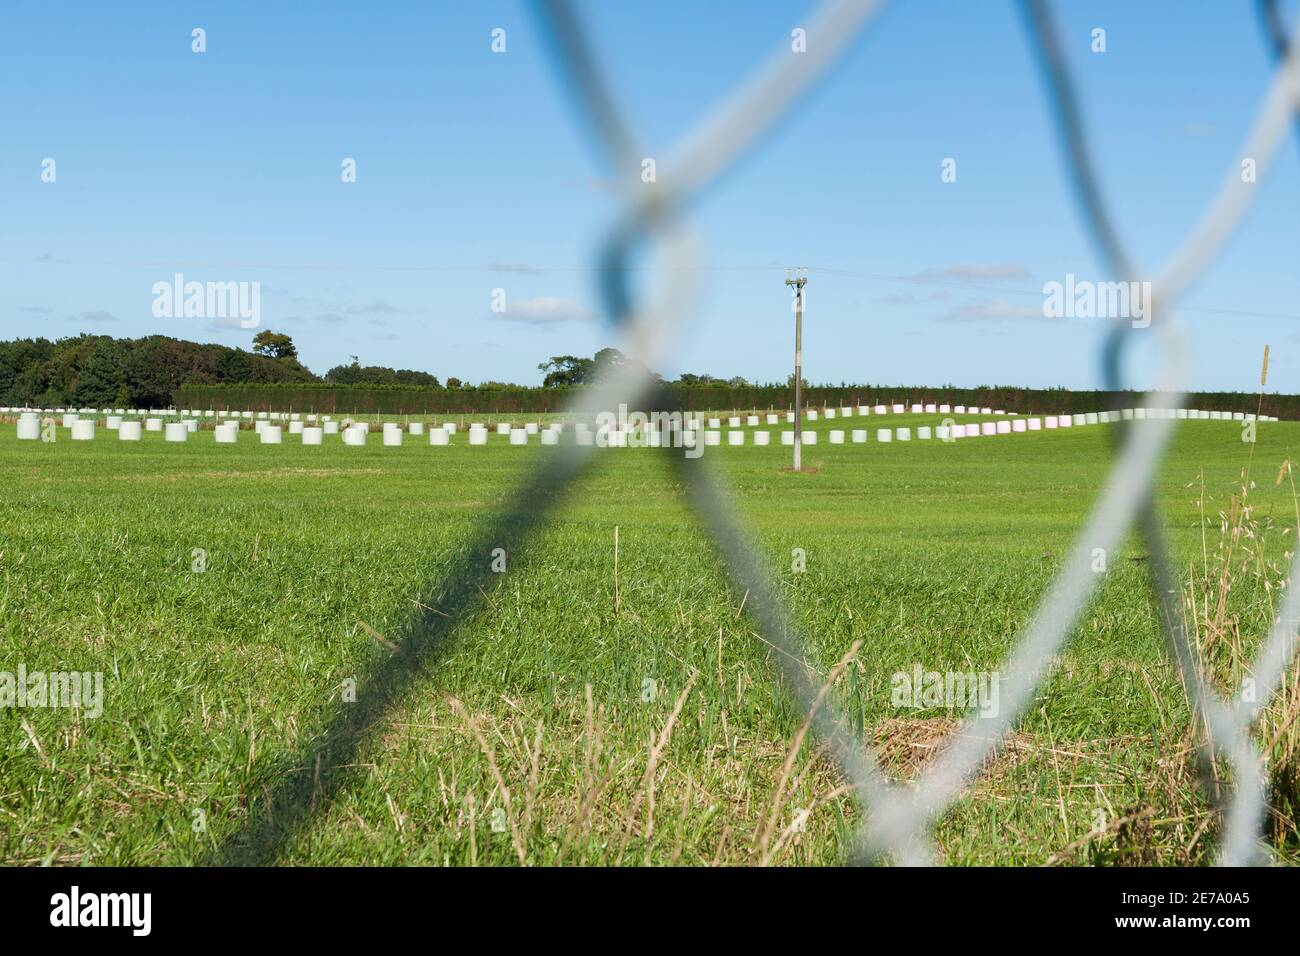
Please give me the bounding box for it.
[491,296,595,324]
[346,300,408,315]
[876,290,952,305]
[64,309,117,323]
[203,317,248,332]
[931,297,1047,323]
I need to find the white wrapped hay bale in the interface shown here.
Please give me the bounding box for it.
[261,425,283,444]
[165,422,188,442]
[302,427,323,446]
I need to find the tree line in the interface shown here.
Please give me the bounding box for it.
[4,332,1291,420]
[0,331,770,409]
[0,331,452,408]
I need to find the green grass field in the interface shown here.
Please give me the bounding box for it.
[3,414,1298,866]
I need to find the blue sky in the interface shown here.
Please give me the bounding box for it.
[2,0,1299,391]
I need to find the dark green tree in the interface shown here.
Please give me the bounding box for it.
[252,330,298,360]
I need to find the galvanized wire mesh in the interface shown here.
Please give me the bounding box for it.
[208,0,1300,865]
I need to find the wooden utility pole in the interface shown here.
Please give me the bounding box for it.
[785,268,807,471]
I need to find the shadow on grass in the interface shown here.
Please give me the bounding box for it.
[201,439,595,865]
[202,389,727,865]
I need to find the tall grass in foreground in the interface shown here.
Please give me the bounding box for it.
[1181,459,1300,853]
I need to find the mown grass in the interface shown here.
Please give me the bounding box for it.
[1,413,1298,865]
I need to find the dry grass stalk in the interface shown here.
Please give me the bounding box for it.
[755,639,862,865]
[447,696,528,865]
